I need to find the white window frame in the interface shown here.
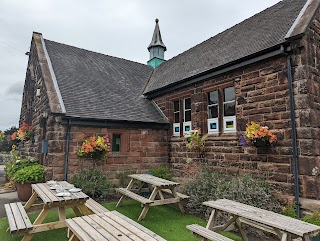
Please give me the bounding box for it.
[183,98,192,135]
[223,87,236,132]
[207,91,219,134]
[223,116,236,132]
[173,123,180,136]
[173,100,180,136]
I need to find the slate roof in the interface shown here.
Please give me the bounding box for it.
[44,40,168,124]
[143,0,307,94]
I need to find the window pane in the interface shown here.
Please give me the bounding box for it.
[224,87,235,102]
[210,122,217,130]
[185,110,191,122]
[208,105,218,118]
[174,101,179,112]
[174,113,179,123]
[208,91,218,105]
[185,98,191,110]
[224,102,235,116]
[112,134,121,152]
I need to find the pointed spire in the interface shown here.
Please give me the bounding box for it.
[148,19,167,51]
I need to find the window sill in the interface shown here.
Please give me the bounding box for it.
[109,153,128,158]
[170,132,238,141]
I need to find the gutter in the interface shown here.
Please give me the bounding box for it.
[286,51,301,218]
[64,119,71,180]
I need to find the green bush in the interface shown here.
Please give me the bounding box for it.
[71,168,112,198]
[117,170,136,187]
[5,157,38,180]
[183,170,281,220]
[13,164,44,184]
[302,212,320,226]
[151,166,173,180]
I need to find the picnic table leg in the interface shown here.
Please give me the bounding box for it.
[22,208,50,241]
[171,187,185,213]
[303,235,311,241]
[78,204,91,216]
[59,207,66,221]
[235,218,248,241]
[21,234,33,241]
[138,187,159,221]
[206,209,218,230]
[24,191,38,212]
[280,232,288,241]
[116,178,135,208]
[72,206,82,216]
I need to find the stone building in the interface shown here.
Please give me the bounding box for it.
[19,0,320,208]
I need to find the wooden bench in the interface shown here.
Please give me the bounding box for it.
[85,198,109,214]
[187,224,233,241]
[116,188,154,205]
[4,202,33,235]
[161,189,190,199]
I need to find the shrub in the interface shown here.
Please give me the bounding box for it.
[302,212,320,226]
[13,164,44,184]
[5,157,38,180]
[183,170,281,220]
[71,168,112,198]
[117,170,136,187]
[151,166,173,180]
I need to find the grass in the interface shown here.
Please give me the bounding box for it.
[0,200,242,241]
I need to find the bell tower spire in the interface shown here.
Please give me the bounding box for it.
[147,19,167,68]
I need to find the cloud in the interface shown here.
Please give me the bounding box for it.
[0,0,281,130]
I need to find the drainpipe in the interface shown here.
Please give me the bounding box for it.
[64,119,71,181]
[286,53,301,218]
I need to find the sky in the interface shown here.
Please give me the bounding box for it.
[0,0,280,131]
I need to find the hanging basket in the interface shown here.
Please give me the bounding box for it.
[253,139,270,148]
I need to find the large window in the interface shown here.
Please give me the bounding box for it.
[207,86,236,134]
[207,91,219,133]
[183,98,192,135]
[173,100,180,136]
[223,87,236,132]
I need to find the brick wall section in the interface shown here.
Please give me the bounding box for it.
[154,52,314,198]
[44,125,168,183]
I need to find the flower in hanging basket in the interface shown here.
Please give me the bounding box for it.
[243,121,277,147]
[184,128,208,157]
[11,122,34,141]
[77,135,110,160]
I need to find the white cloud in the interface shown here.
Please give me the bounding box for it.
[0,0,280,130]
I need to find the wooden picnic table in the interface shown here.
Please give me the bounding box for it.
[115,174,188,221]
[7,181,90,241]
[190,199,320,241]
[66,210,167,241]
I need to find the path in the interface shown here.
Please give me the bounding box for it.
[0,165,19,218]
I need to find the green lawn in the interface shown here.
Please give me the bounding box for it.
[0,200,242,241]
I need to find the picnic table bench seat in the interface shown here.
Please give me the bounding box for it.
[5,202,33,235]
[187,224,233,241]
[161,189,190,199]
[85,198,109,214]
[116,187,154,205]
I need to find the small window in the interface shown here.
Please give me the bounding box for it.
[112,134,121,152]
[223,87,236,132]
[207,91,219,133]
[173,101,180,136]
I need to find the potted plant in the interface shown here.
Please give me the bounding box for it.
[242,121,277,147]
[13,164,44,201]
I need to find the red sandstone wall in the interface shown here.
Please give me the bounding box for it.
[154,53,313,198]
[43,124,169,183]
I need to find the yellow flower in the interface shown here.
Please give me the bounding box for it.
[12,145,17,150]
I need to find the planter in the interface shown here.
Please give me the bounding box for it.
[15,182,37,201]
[253,139,270,148]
